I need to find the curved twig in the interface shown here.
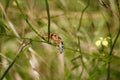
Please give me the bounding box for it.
[77,0,90,31]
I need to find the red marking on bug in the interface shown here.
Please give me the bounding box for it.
[44,33,64,54]
[50,34,61,42]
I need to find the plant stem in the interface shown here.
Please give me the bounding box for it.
[45,0,51,42]
[107,26,120,80]
[77,0,90,31]
[15,0,45,40]
[107,1,120,79]
[76,0,90,79]
[0,41,31,80]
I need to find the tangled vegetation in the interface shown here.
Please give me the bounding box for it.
[0,0,120,80]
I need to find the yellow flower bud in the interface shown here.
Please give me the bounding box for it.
[102,40,108,47]
[95,40,101,47]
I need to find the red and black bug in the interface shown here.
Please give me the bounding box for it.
[50,34,62,42]
[45,33,64,54]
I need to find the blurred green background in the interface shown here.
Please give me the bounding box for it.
[0,0,120,80]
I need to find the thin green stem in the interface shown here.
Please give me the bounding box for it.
[107,1,120,80]
[107,24,120,80]
[0,41,31,80]
[109,28,120,56]
[77,0,90,70]
[45,0,51,42]
[76,0,90,79]
[77,0,90,31]
[15,0,45,40]
[107,26,120,80]
[73,0,90,79]
[78,67,84,80]
[0,33,55,47]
